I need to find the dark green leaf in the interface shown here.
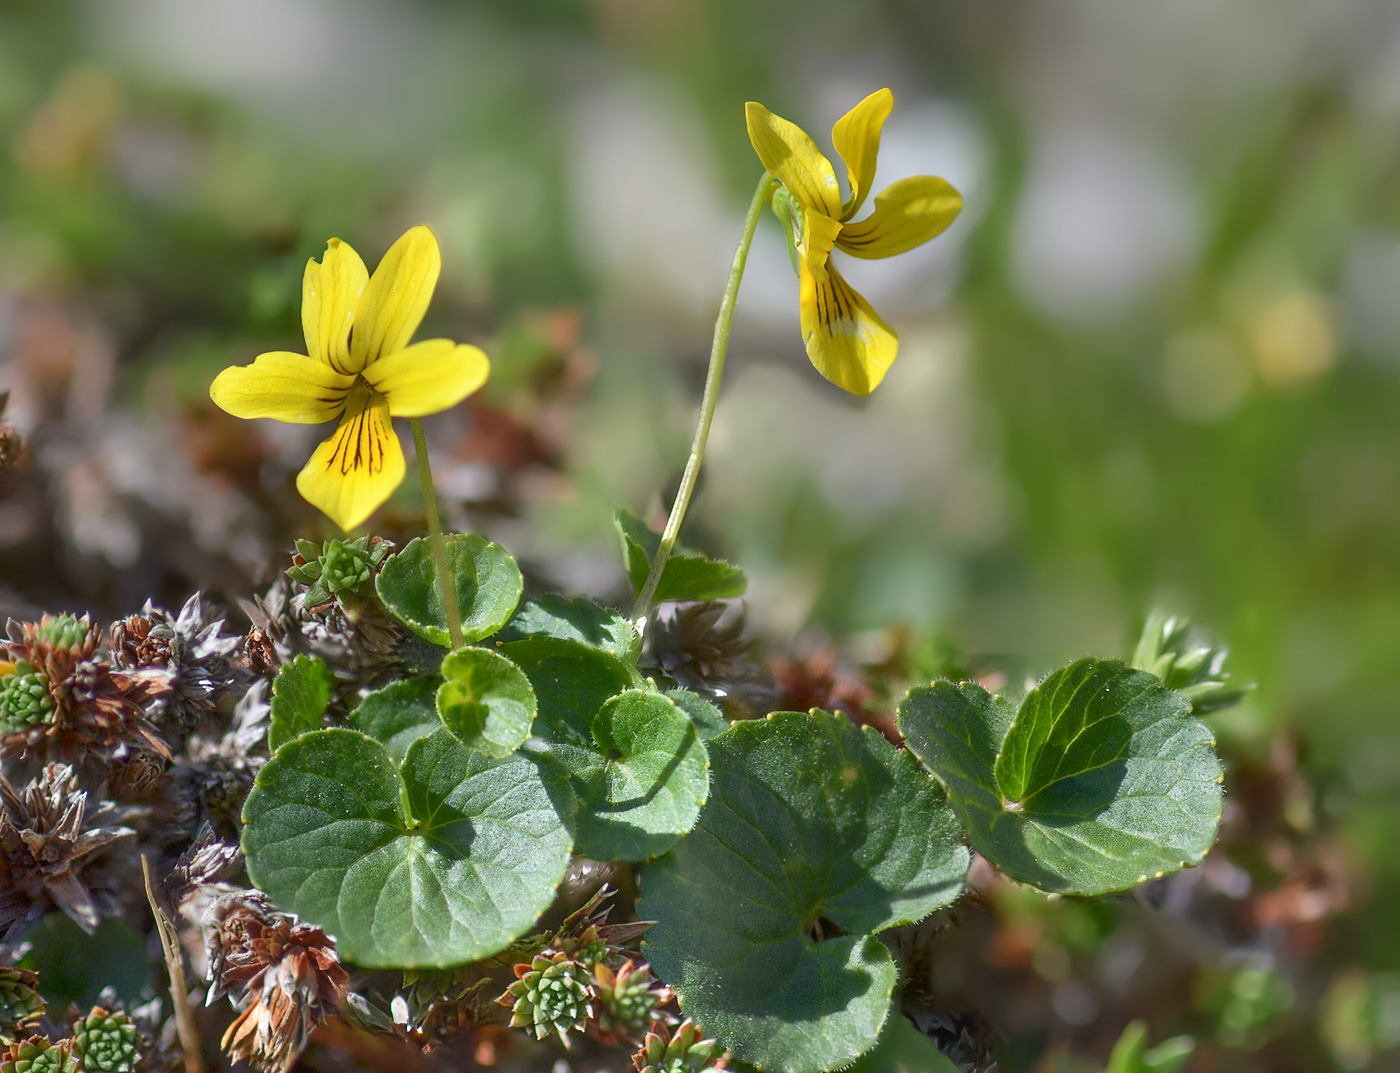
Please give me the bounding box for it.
[242,727,573,968]
[499,637,641,748]
[497,593,640,663]
[615,508,746,603]
[437,647,536,758]
[375,535,523,647]
[348,677,441,765]
[664,688,729,741]
[640,711,968,1073]
[898,658,1223,896]
[268,655,333,752]
[533,689,709,861]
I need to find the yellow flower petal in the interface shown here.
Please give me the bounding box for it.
[361,339,491,418]
[745,101,843,220]
[799,261,898,396]
[295,385,406,531]
[349,225,442,373]
[836,175,963,260]
[301,238,368,375]
[831,88,894,220]
[798,208,844,283]
[209,351,354,424]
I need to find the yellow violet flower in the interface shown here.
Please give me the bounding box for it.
[210,226,489,531]
[746,88,963,395]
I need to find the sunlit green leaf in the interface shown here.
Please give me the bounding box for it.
[898,658,1223,896]
[347,677,441,765]
[527,689,709,861]
[375,535,522,647]
[497,593,640,663]
[640,711,969,1073]
[846,1014,961,1073]
[664,688,729,741]
[499,636,641,747]
[242,727,573,968]
[436,646,536,758]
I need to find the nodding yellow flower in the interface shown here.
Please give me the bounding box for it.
[210,226,489,531]
[746,89,963,395]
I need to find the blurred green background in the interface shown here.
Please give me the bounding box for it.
[3,0,1400,1068]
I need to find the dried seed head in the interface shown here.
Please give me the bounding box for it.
[0,397,28,474]
[0,764,139,937]
[645,602,767,707]
[200,892,348,1073]
[174,681,269,837]
[2,617,172,760]
[109,595,243,735]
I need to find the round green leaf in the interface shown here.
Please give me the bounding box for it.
[242,727,573,968]
[267,655,333,752]
[897,658,1223,896]
[348,677,441,765]
[537,690,709,861]
[375,535,523,647]
[499,636,640,747]
[437,647,536,758]
[640,711,969,1073]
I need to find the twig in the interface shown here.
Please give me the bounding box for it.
[142,855,207,1073]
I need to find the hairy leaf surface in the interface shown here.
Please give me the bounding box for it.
[898,658,1223,895]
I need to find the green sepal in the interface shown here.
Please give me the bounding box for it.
[769,183,802,279]
[614,509,746,604]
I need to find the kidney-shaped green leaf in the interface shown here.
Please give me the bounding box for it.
[437,646,536,758]
[375,535,523,647]
[640,711,969,1073]
[897,658,1223,896]
[528,689,709,861]
[241,727,573,969]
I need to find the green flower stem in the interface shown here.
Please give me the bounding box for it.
[410,417,464,650]
[632,170,773,629]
